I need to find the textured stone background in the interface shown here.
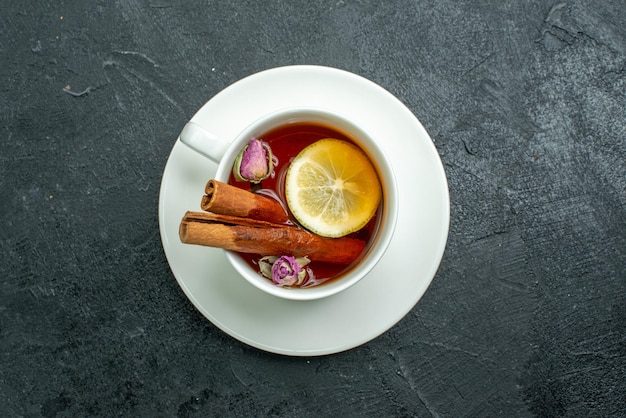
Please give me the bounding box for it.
[1,0,624,416]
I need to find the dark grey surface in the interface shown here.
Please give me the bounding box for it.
[1,0,624,416]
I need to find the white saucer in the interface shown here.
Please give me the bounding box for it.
[158,65,450,356]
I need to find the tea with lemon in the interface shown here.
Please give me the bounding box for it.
[228,121,382,287]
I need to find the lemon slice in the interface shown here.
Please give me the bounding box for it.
[285,138,381,238]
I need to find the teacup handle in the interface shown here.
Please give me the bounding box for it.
[179,122,230,163]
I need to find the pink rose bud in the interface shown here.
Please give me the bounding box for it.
[258,255,311,287]
[233,139,275,184]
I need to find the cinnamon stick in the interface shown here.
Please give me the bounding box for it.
[201,179,289,224]
[179,211,366,265]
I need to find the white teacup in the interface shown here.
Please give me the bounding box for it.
[180,107,398,300]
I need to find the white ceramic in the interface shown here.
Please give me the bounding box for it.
[178,107,398,300]
[159,65,449,355]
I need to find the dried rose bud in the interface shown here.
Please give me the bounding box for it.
[232,139,276,184]
[258,255,311,287]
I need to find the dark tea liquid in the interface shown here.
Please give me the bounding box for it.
[228,121,381,288]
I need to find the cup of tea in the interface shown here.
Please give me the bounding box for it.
[179,107,398,300]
